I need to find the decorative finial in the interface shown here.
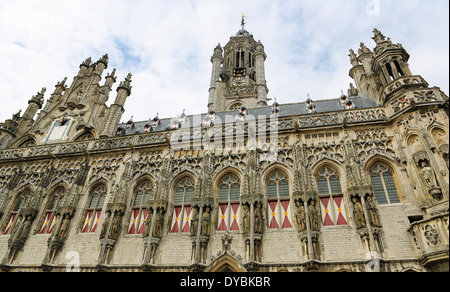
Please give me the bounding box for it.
[241,13,247,30]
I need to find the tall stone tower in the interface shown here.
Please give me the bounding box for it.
[208,16,269,112]
[348,28,427,105]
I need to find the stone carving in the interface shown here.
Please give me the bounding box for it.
[242,203,250,233]
[254,202,263,234]
[201,207,211,236]
[190,207,199,236]
[153,208,165,237]
[365,195,380,227]
[308,199,321,232]
[352,197,366,229]
[294,199,306,232]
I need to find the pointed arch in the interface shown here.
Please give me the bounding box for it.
[73,128,97,142]
[127,177,154,235]
[1,187,32,235]
[169,172,196,234]
[261,162,293,186]
[204,253,247,272]
[366,158,402,205]
[13,134,37,148]
[313,161,348,227]
[80,181,108,233]
[310,158,344,178]
[214,166,244,186]
[37,184,67,234]
[262,163,293,230]
[215,168,242,232]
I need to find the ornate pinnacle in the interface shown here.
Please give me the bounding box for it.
[30,88,46,107]
[372,28,386,44]
[117,73,133,95]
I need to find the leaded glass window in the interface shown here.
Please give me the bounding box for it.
[370,163,400,205]
[316,166,348,226]
[217,174,241,232]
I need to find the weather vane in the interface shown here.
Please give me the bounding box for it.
[241,13,247,30]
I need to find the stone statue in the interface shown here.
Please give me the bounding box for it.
[16,215,33,242]
[143,210,153,237]
[109,211,123,239]
[352,197,366,229]
[201,207,211,236]
[308,200,320,232]
[99,210,111,239]
[419,160,438,188]
[254,202,263,234]
[57,214,71,240]
[242,204,250,233]
[190,208,199,236]
[365,195,380,227]
[295,200,306,232]
[153,208,164,237]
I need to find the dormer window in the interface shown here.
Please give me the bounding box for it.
[345,100,355,110]
[152,115,161,127]
[126,118,135,130]
[144,124,153,133]
[340,94,348,107]
[116,127,124,136]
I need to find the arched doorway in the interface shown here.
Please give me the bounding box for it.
[204,253,247,273]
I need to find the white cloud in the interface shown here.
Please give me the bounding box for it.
[0,0,448,124]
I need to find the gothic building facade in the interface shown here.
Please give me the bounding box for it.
[0,22,448,272]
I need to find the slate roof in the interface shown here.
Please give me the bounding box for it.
[117,95,379,136]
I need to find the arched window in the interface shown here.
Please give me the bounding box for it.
[170,177,195,233]
[370,162,400,205]
[217,173,241,232]
[235,48,245,68]
[267,169,292,229]
[17,138,36,148]
[2,189,28,235]
[81,184,107,233]
[127,180,153,235]
[75,131,94,142]
[39,186,65,234]
[316,166,348,226]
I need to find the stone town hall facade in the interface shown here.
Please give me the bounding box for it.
[0,22,448,272]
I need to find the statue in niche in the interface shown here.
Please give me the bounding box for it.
[56,214,71,240]
[308,200,321,232]
[16,214,33,242]
[295,200,306,232]
[143,210,153,237]
[190,207,199,236]
[201,207,211,236]
[99,210,111,240]
[254,202,263,234]
[109,211,123,239]
[242,204,250,233]
[365,195,380,227]
[418,159,442,201]
[352,197,366,229]
[418,160,438,188]
[153,208,164,237]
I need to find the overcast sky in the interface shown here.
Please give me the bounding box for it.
[0,0,448,123]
